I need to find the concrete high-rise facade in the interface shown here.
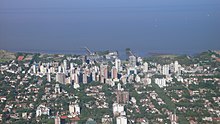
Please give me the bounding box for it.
[129,55,136,67]
[32,65,36,74]
[56,73,65,84]
[58,66,62,73]
[116,116,127,124]
[117,83,122,91]
[70,62,74,70]
[143,62,148,73]
[111,66,118,80]
[47,73,51,82]
[116,91,129,104]
[174,61,179,73]
[113,103,125,116]
[74,73,79,84]
[115,58,121,71]
[100,64,108,83]
[127,67,137,75]
[162,65,170,75]
[83,73,88,84]
[63,60,67,70]
[155,78,166,88]
[74,73,80,89]
[69,103,80,115]
[92,71,96,81]
[40,65,46,74]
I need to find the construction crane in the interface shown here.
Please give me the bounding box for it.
[128,50,135,57]
[83,46,93,55]
[126,48,136,57]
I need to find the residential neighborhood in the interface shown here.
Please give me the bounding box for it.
[0,49,220,124]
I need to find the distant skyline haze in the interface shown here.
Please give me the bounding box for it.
[0,0,220,56]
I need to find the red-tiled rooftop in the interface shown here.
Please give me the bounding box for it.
[213,117,220,121]
[60,116,68,119]
[17,56,24,61]
[216,58,220,62]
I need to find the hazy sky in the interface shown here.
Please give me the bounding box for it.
[0,0,220,55]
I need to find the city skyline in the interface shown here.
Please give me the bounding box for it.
[0,0,220,123]
[0,49,219,123]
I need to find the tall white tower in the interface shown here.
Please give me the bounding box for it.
[174,61,179,73]
[58,66,62,73]
[117,83,122,91]
[47,73,51,82]
[143,62,148,73]
[115,59,121,71]
[70,63,74,70]
[63,59,67,75]
[32,65,36,74]
[116,116,127,124]
[162,65,170,75]
[63,60,67,70]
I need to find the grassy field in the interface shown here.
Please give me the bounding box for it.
[0,50,16,63]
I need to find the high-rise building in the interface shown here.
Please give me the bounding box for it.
[83,73,88,84]
[115,58,121,71]
[63,60,67,70]
[129,55,136,67]
[50,67,55,74]
[162,65,170,75]
[32,65,36,74]
[92,71,96,81]
[155,78,166,88]
[74,73,79,84]
[143,62,148,73]
[40,65,45,74]
[174,61,179,73]
[69,103,80,115]
[74,73,80,89]
[169,62,175,73]
[111,66,118,80]
[70,63,74,70]
[127,67,137,75]
[116,91,129,104]
[100,64,108,83]
[96,74,100,82]
[58,66,62,73]
[56,73,65,84]
[113,103,125,116]
[157,64,162,73]
[70,67,76,80]
[117,83,122,91]
[62,67,65,74]
[47,73,51,82]
[116,116,127,124]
